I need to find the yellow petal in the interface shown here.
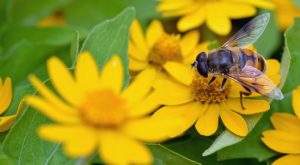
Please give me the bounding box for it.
[75,51,101,92]
[152,79,193,105]
[226,98,270,114]
[271,113,300,136]
[180,31,200,56]
[228,80,246,98]
[231,0,275,9]
[177,6,206,32]
[220,103,248,136]
[0,100,28,132]
[38,124,97,157]
[157,0,193,11]
[0,77,12,115]
[206,3,231,35]
[153,68,169,82]
[26,96,80,124]
[183,42,210,64]
[262,130,300,154]
[130,19,148,55]
[129,57,148,71]
[268,74,281,86]
[99,132,152,165]
[28,75,78,116]
[47,56,84,107]
[195,104,219,136]
[122,67,156,107]
[161,3,199,17]
[0,115,16,132]
[122,117,175,142]
[163,62,194,86]
[128,92,161,118]
[128,41,148,62]
[146,20,165,48]
[292,86,300,118]
[266,59,280,76]
[152,102,204,138]
[221,3,256,19]
[100,55,123,93]
[273,154,300,165]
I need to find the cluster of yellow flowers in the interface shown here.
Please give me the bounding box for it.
[0,0,299,165]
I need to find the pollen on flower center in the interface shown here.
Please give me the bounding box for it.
[80,90,127,127]
[149,34,182,65]
[191,75,231,104]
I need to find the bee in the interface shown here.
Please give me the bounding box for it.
[191,13,284,109]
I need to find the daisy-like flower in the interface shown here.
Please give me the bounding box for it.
[261,86,300,165]
[149,59,280,137]
[273,0,300,30]
[157,0,275,35]
[26,52,176,165]
[129,19,209,80]
[0,77,24,132]
[37,11,66,27]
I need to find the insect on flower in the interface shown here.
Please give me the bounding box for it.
[192,13,284,109]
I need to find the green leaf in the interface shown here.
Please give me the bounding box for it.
[80,7,135,85]
[282,18,300,93]
[148,144,201,165]
[0,144,15,165]
[217,94,293,161]
[1,26,78,52]
[293,0,300,9]
[279,48,291,89]
[3,106,75,164]
[64,0,158,29]
[70,30,80,63]
[161,134,218,165]
[0,41,57,85]
[254,11,281,58]
[0,0,7,27]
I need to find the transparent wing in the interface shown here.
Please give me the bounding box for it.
[227,66,283,100]
[222,13,270,48]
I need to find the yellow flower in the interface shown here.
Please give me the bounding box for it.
[273,0,300,30]
[37,11,66,27]
[0,77,24,132]
[26,52,175,165]
[261,86,300,165]
[157,0,275,35]
[149,59,280,137]
[129,19,209,80]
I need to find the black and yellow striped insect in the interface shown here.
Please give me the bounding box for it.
[191,13,283,109]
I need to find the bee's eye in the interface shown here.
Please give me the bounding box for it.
[196,52,208,77]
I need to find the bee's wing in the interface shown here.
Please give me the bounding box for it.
[227,65,284,100]
[222,13,270,48]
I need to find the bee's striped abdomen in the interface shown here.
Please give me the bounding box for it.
[239,48,266,72]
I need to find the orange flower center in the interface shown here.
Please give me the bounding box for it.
[80,90,127,127]
[149,34,182,65]
[191,75,231,104]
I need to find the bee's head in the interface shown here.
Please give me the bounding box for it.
[191,52,208,77]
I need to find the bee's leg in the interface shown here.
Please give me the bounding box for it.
[220,78,227,91]
[208,76,216,85]
[239,86,252,110]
